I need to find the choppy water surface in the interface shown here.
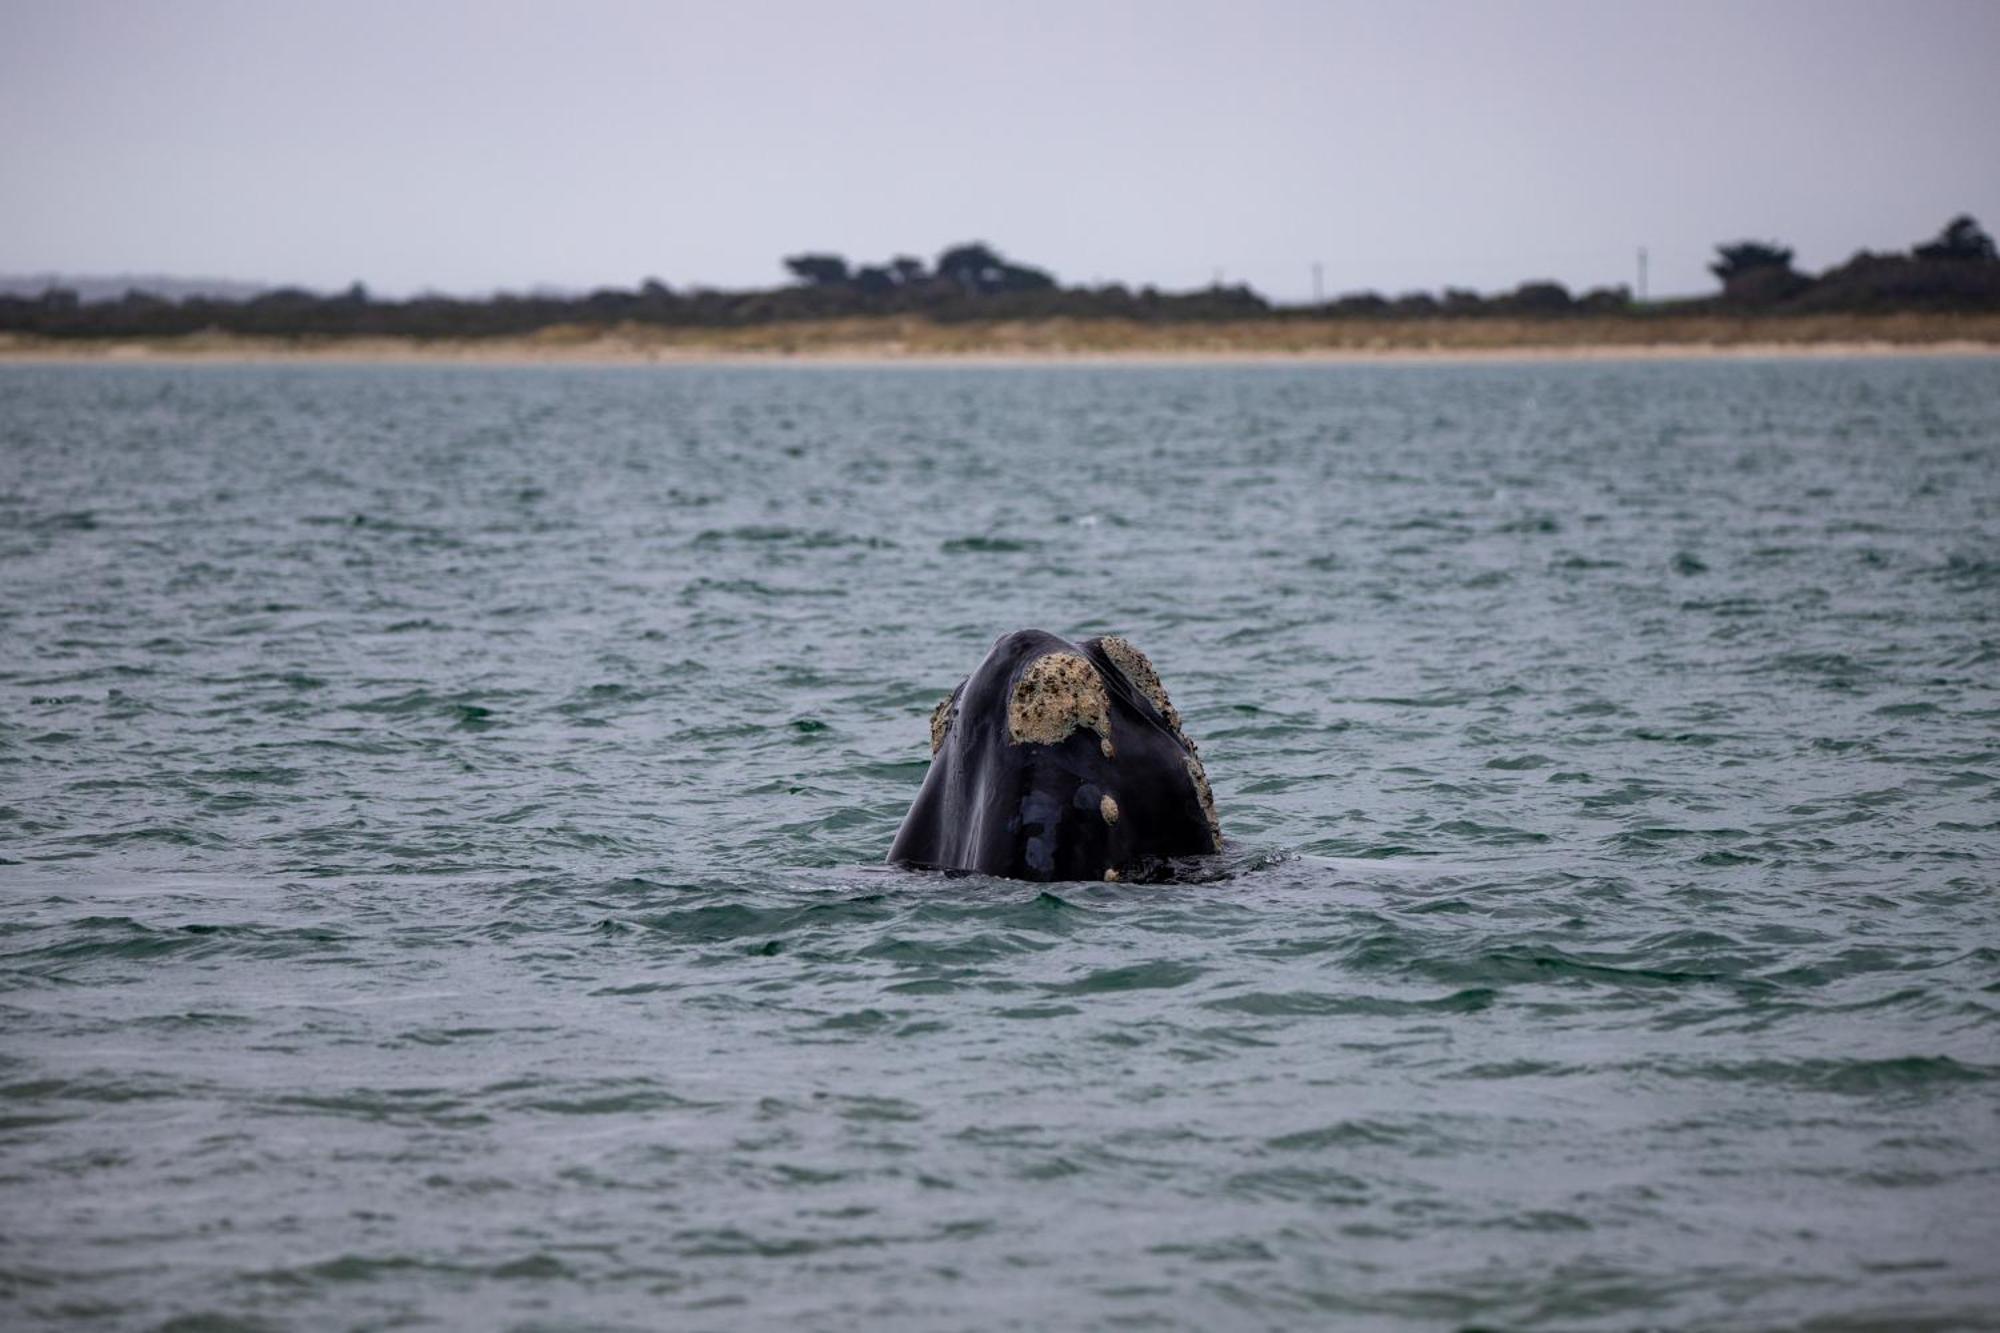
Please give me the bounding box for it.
[3,360,1998,1331]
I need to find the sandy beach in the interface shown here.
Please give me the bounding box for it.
[4,313,1998,366]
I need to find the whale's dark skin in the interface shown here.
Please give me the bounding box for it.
[888,630,1221,882]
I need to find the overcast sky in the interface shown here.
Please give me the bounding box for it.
[4,0,1996,302]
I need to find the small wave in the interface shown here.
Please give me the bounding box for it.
[940,535,1042,553]
[1045,960,1207,994]
[1206,987,1495,1017]
[692,524,891,550]
[1663,1054,1992,1094]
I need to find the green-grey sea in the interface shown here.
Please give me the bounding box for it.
[3,359,1997,1331]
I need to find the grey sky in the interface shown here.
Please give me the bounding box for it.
[4,0,1996,301]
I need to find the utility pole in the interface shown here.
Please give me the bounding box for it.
[1312,262,1324,305]
[1637,246,1648,303]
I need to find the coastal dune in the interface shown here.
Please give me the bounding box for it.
[4,312,1997,365]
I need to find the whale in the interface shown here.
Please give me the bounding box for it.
[888,630,1221,882]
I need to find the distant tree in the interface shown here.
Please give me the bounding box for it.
[936,242,1002,291]
[1709,241,1794,284]
[934,242,1056,295]
[1506,281,1573,313]
[783,253,850,285]
[1576,285,1633,313]
[995,262,1056,293]
[639,278,673,300]
[1331,291,1388,315]
[1441,287,1484,314]
[341,281,370,303]
[1710,240,1806,305]
[889,255,927,284]
[1914,215,1997,263]
[853,265,896,295]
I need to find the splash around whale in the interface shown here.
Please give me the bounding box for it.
[888,630,1221,883]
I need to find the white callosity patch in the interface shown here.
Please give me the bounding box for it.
[1097,635,1181,732]
[1184,753,1222,852]
[929,690,958,755]
[1099,635,1221,850]
[1006,652,1112,751]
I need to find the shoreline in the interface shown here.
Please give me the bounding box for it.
[4,315,1998,368]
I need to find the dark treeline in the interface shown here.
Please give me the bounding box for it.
[5,219,1997,341]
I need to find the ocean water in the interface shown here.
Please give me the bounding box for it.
[2,358,1997,1332]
